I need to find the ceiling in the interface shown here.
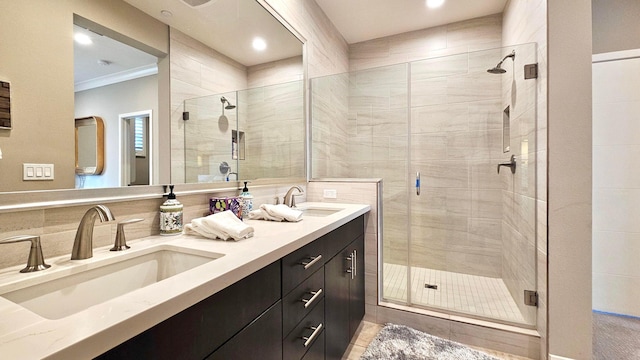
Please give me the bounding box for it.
[315,0,508,44]
[123,0,302,66]
[75,0,507,89]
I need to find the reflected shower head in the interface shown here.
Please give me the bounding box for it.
[487,50,515,74]
[220,96,236,110]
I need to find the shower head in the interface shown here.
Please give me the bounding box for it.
[487,66,507,74]
[220,96,236,110]
[487,50,515,74]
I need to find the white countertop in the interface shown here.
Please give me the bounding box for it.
[0,202,370,359]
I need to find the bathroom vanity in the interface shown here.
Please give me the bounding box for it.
[0,202,369,360]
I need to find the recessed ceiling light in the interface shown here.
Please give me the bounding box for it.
[426,0,445,9]
[160,10,173,18]
[252,37,267,51]
[74,33,92,45]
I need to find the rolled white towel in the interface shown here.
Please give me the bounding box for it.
[261,204,303,222]
[187,211,254,241]
[248,208,283,221]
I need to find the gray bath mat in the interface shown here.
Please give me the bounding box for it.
[360,323,498,360]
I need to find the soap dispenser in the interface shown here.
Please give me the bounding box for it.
[239,181,253,219]
[160,185,183,235]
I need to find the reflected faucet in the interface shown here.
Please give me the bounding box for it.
[283,186,304,208]
[226,172,238,181]
[71,205,115,260]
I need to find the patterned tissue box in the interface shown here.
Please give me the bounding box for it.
[210,197,243,220]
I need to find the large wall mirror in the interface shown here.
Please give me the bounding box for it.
[0,0,304,195]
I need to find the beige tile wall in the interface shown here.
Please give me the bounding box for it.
[0,183,306,271]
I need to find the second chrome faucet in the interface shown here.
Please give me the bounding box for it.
[71,205,115,260]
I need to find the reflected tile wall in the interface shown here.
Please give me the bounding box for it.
[169,29,248,184]
[242,80,305,180]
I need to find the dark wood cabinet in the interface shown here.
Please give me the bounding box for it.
[95,261,281,360]
[324,234,365,360]
[96,215,366,360]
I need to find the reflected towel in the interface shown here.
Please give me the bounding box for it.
[248,204,303,222]
[185,210,254,241]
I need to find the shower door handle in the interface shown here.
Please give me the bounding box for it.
[416,172,420,196]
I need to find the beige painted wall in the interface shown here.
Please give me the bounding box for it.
[75,75,159,188]
[592,0,640,54]
[548,1,593,358]
[0,0,168,191]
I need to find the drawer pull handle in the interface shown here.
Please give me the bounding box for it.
[302,323,323,347]
[300,255,322,269]
[301,288,323,308]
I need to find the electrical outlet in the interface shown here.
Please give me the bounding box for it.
[323,189,337,199]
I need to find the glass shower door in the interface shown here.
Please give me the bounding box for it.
[183,92,238,183]
[407,44,537,326]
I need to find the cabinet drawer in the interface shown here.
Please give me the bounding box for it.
[206,301,282,360]
[282,238,325,296]
[300,325,325,360]
[282,267,324,337]
[283,298,325,360]
[324,215,364,260]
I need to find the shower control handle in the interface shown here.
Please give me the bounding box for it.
[497,155,517,174]
[416,172,421,196]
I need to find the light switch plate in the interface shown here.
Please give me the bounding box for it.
[23,163,54,181]
[323,189,337,199]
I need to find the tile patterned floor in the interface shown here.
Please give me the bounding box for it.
[343,321,532,360]
[383,263,525,323]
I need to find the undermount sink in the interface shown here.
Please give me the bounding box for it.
[1,245,224,320]
[300,207,343,217]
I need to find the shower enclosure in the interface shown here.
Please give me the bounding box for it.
[310,43,538,327]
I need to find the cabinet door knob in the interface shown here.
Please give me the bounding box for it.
[301,323,323,347]
[301,288,323,308]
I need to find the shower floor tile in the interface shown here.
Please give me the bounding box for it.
[383,263,525,323]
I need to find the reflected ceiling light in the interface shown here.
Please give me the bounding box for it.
[74,33,92,45]
[426,0,445,8]
[252,37,267,51]
[180,0,214,7]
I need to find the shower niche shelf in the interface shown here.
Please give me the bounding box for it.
[232,130,245,160]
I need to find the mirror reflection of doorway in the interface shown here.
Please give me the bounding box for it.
[120,110,152,186]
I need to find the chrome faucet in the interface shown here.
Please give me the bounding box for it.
[283,186,304,208]
[71,205,115,260]
[0,235,50,273]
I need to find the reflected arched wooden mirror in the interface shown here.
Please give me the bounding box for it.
[75,116,104,175]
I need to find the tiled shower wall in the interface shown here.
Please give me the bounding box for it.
[499,43,538,326]
[312,15,506,277]
[340,48,506,278]
[502,0,548,355]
